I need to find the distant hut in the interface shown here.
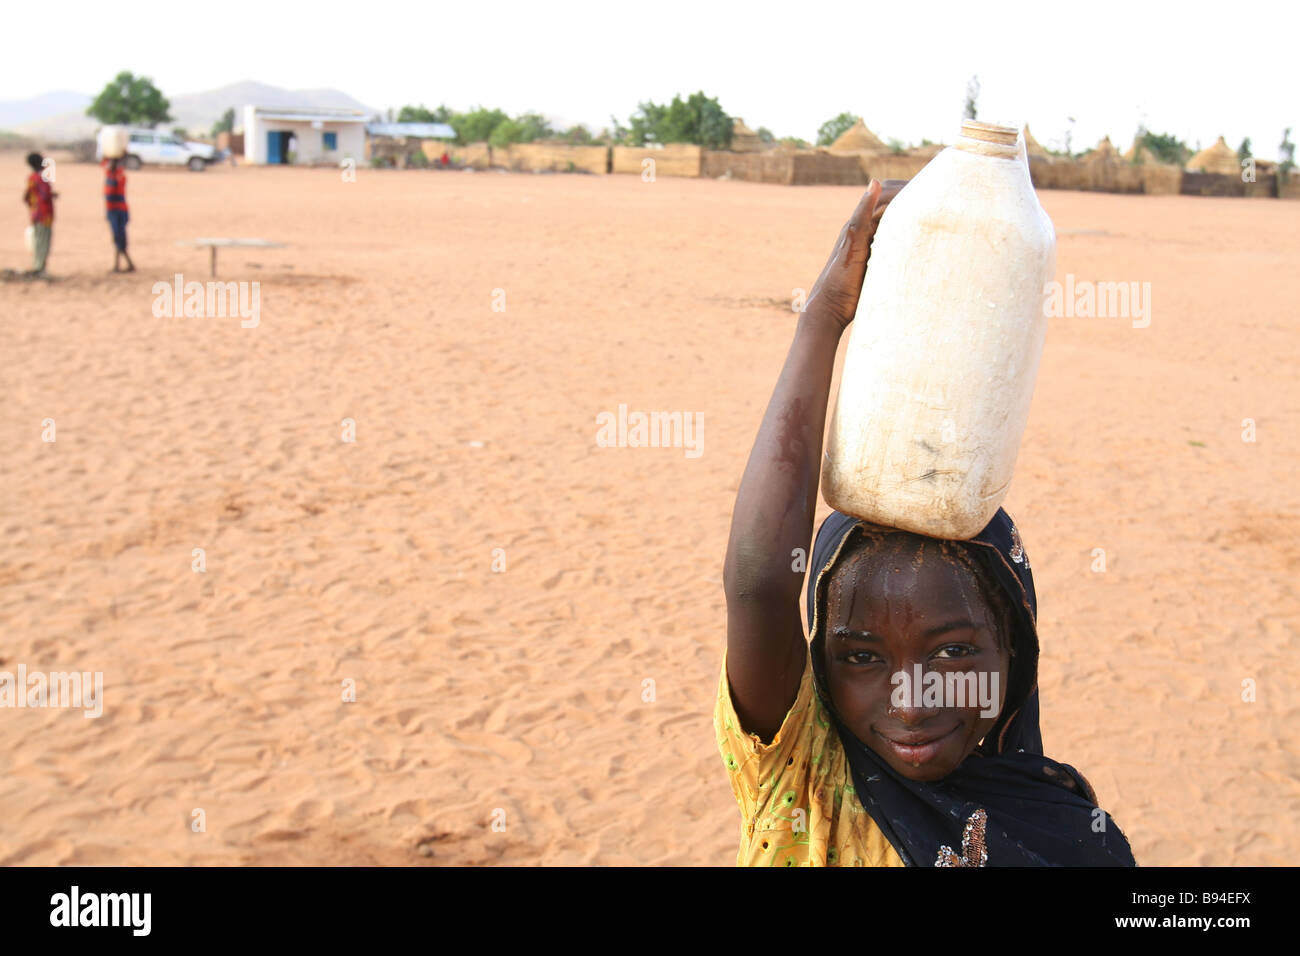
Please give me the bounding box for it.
[730,117,764,153]
[366,120,456,167]
[1123,135,1161,165]
[1022,124,1053,161]
[1186,136,1241,175]
[1083,135,1121,164]
[830,118,887,152]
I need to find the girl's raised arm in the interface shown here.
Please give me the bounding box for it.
[722,179,899,742]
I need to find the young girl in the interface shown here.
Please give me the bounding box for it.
[717,180,1135,867]
[103,157,135,274]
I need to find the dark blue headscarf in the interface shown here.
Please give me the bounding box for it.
[806,508,1136,866]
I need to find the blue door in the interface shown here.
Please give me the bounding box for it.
[267,131,281,164]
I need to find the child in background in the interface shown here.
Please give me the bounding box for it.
[103,157,135,273]
[22,152,55,275]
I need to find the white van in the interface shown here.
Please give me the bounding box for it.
[97,127,217,171]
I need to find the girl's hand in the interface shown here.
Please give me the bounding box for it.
[804,178,905,331]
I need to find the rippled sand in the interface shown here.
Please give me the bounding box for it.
[1,155,1295,864]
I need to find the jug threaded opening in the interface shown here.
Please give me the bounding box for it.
[960,121,1019,146]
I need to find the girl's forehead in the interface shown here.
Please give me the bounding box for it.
[827,542,988,617]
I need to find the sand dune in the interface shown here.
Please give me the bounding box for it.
[1,156,1296,864]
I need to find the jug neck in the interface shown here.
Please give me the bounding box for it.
[954,121,1021,159]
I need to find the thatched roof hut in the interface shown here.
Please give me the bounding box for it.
[1186,136,1240,175]
[730,117,764,153]
[1122,135,1161,165]
[1022,124,1053,161]
[1083,136,1121,164]
[830,118,886,152]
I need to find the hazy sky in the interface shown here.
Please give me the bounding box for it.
[6,0,1297,159]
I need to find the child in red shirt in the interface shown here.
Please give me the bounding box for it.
[103,157,135,273]
[22,152,56,275]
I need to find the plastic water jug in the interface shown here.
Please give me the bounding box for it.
[822,120,1056,539]
[99,126,129,159]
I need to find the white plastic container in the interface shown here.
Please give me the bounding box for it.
[98,125,129,159]
[822,121,1056,539]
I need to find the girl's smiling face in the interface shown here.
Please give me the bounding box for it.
[822,536,1011,782]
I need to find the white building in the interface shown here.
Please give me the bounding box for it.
[242,105,367,165]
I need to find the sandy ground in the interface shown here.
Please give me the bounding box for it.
[0,154,1296,866]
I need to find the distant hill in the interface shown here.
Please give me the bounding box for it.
[0,91,91,131]
[8,80,379,143]
[165,80,379,133]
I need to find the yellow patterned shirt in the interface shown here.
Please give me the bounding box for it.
[714,645,904,867]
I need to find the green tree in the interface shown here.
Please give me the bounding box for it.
[1278,127,1294,180]
[211,107,235,138]
[1127,124,1147,165]
[513,112,554,142]
[398,103,454,123]
[606,114,629,144]
[454,107,510,144]
[171,127,188,140]
[1140,130,1191,166]
[481,112,555,146]
[963,75,980,121]
[756,126,775,145]
[86,71,171,127]
[660,93,729,147]
[560,124,594,145]
[488,119,525,147]
[1237,137,1252,161]
[627,100,666,144]
[816,112,859,147]
[625,92,732,149]
[779,136,810,149]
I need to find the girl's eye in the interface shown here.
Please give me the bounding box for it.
[843,651,880,666]
[934,644,976,659]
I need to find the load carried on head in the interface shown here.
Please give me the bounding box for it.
[98,125,129,160]
[822,121,1057,539]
